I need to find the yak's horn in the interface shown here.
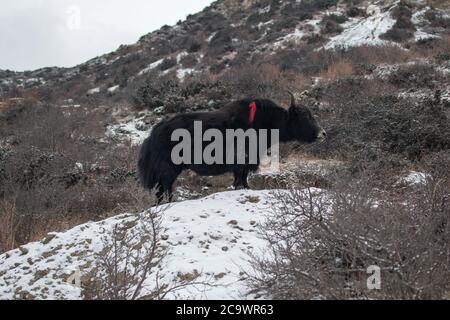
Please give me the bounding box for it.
[287,90,296,107]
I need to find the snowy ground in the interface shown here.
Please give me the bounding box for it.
[325,6,397,49]
[106,116,151,146]
[0,189,302,300]
[396,171,430,186]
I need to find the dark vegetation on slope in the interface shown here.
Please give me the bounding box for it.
[381,2,417,42]
[0,103,154,252]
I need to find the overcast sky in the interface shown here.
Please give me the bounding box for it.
[0,0,214,71]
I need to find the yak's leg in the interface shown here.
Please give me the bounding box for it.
[156,181,175,203]
[156,184,168,203]
[156,167,180,203]
[232,166,244,189]
[242,167,250,189]
[233,166,249,190]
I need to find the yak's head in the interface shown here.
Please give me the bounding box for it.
[287,92,326,143]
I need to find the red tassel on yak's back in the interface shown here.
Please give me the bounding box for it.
[248,101,257,125]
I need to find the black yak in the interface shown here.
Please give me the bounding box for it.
[138,93,326,201]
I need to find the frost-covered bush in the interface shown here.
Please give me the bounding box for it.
[82,207,210,300]
[248,173,450,299]
[388,63,443,88]
[82,210,166,300]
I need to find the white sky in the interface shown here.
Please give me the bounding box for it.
[0,0,214,71]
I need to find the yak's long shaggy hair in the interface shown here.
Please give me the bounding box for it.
[138,95,325,201]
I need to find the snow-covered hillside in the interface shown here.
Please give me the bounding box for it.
[325,4,397,49]
[0,189,316,300]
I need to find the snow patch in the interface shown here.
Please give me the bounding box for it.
[325,8,396,49]
[0,189,325,300]
[107,85,120,93]
[258,5,271,15]
[177,68,195,81]
[25,78,44,85]
[397,171,430,186]
[176,51,189,64]
[106,117,150,145]
[87,87,101,95]
[257,19,274,29]
[273,29,305,49]
[412,7,440,41]
[411,7,428,24]
[414,30,439,41]
[206,32,217,43]
[138,58,165,76]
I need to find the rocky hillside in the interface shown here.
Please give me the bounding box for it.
[1,0,449,106]
[0,0,449,299]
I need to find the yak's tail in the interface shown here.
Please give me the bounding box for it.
[137,130,162,191]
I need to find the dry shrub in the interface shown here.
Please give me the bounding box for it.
[333,45,413,67]
[179,54,198,69]
[248,171,450,299]
[301,79,449,170]
[388,63,445,89]
[207,29,233,56]
[320,14,347,35]
[427,0,450,9]
[159,58,177,71]
[411,34,450,60]
[381,27,415,42]
[0,103,154,253]
[274,44,411,80]
[320,58,353,81]
[221,64,309,103]
[0,196,20,253]
[271,45,331,75]
[346,6,366,17]
[82,205,210,300]
[424,8,450,28]
[82,207,165,300]
[280,0,338,21]
[178,63,308,110]
[133,79,179,110]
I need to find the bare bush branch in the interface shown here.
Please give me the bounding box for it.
[247,172,450,299]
